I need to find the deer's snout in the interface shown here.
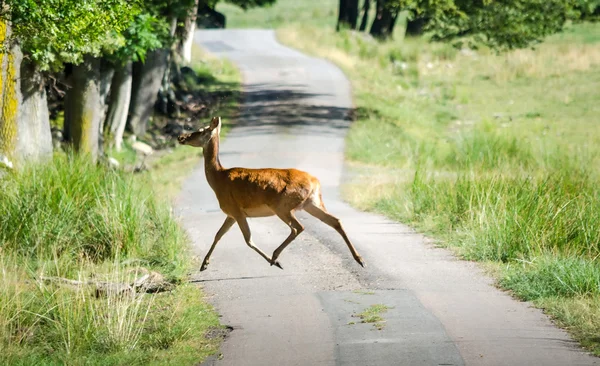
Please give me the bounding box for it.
[177,134,189,144]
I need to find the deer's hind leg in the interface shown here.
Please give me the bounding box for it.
[235,215,283,269]
[304,202,365,267]
[270,211,304,264]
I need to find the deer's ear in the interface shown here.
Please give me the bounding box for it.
[210,116,221,132]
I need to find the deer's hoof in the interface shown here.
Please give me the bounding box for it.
[356,256,366,268]
[200,263,209,271]
[271,261,283,270]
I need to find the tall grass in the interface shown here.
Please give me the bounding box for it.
[0,258,220,365]
[0,154,188,277]
[0,153,224,364]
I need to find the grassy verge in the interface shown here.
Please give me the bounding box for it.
[276,22,600,355]
[0,48,240,364]
[219,0,600,355]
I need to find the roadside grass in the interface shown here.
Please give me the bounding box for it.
[217,0,600,355]
[0,47,240,364]
[275,21,600,355]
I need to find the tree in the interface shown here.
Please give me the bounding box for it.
[103,13,165,151]
[426,0,575,50]
[127,0,276,139]
[126,0,197,138]
[0,21,52,167]
[338,0,360,30]
[0,0,135,163]
[342,0,597,48]
[370,0,400,39]
[359,0,371,31]
[178,0,200,63]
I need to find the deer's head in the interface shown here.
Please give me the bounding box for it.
[178,116,222,148]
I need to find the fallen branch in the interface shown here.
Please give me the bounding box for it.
[39,268,174,297]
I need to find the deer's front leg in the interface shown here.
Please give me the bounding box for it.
[201,216,236,271]
[271,211,304,264]
[235,216,284,269]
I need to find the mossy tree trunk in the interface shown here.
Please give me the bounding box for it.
[0,20,52,167]
[104,61,132,151]
[64,55,103,161]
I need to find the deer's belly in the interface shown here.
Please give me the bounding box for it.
[243,205,275,218]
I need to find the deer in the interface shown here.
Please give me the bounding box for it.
[177,116,365,271]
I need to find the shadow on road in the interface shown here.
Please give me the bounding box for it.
[186,77,355,135]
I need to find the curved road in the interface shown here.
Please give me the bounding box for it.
[176,30,598,366]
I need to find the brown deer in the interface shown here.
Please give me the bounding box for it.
[178,116,365,271]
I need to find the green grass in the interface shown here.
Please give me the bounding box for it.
[0,155,219,364]
[353,304,391,330]
[0,46,241,364]
[218,0,600,355]
[217,0,338,29]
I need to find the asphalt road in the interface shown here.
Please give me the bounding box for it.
[175,29,598,366]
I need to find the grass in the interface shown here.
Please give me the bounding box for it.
[0,46,240,364]
[217,0,338,29]
[353,304,391,330]
[218,0,600,356]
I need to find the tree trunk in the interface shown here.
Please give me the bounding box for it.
[128,17,176,138]
[17,58,53,162]
[406,16,429,36]
[127,49,169,137]
[359,0,371,32]
[0,22,20,167]
[370,0,395,39]
[178,0,199,63]
[337,0,359,30]
[0,20,52,167]
[97,59,114,156]
[104,61,132,151]
[64,55,103,161]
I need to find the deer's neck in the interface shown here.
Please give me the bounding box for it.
[203,135,223,188]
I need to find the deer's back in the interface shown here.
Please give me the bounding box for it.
[216,167,319,216]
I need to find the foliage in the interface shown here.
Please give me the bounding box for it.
[380,0,599,49]
[325,0,600,49]
[111,13,167,64]
[426,0,575,50]
[574,0,600,20]
[0,0,137,70]
[225,0,277,9]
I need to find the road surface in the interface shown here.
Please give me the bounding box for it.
[176,29,598,366]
